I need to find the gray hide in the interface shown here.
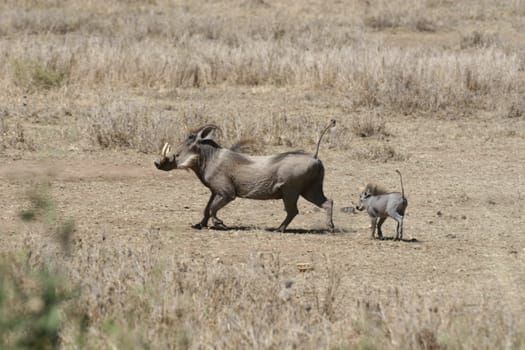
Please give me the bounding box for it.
[154,123,335,232]
[356,171,407,240]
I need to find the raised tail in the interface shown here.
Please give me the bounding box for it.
[314,119,336,159]
[395,169,405,198]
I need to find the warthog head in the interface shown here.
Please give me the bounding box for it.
[355,190,371,211]
[154,125,218,171]
[356,184,387,211]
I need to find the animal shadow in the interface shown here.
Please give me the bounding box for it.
[208,225,254,231]
[378,236,420,243]
[265,227,352,235]
[205,225,352,235]
[203,225,334,233]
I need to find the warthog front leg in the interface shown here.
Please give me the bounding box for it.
[376,217,386,240]
[192,193,216,229]
[370,217,378,239]
[209,193,234,230]
[192,192,234,230]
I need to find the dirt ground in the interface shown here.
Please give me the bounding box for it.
[2,108,524,321]
[1,0,525,347]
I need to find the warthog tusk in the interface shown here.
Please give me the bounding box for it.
[161,143,169,157]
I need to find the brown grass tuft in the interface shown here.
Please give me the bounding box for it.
[354,143,406,163]
[507,98,525,119]
[351,110,388,138]
[83,99,185,153]
[12,59,70,91]
[0,117,35,152]
[460,31,500,50]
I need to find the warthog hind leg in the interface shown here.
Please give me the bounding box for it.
[301,184,334,233]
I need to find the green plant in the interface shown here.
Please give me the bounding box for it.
[0,181,81,349]
[21,182,75,255]
[0,261,68,350]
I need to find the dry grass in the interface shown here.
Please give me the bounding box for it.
[82,97,343,153]
[460,31,501,50]
[9,211,523,349]
[1,0,525,348]
[3,35,519,113]
[507,97,525,119]
[1,1,523,113]
[82,99,180,153]
[351,110,388,138]
[0,0,522,152]
[0,117,35,152]
[353,143,407,163]
[363,0,437,32]
[12,58,70,91]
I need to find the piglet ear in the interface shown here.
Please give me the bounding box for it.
[196,124,220,141]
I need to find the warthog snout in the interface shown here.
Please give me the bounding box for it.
[355,190,371,211]
[154,143,177,171]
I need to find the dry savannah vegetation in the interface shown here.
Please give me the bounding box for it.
[1,0,525,349]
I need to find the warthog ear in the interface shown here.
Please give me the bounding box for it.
[196,125,220,141]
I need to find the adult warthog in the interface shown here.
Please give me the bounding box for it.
[154,120,336,232]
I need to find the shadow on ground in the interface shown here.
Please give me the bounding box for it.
[376,236,421,243]
[203,225,353,234]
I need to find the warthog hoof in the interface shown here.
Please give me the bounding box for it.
[192,223,207,230]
